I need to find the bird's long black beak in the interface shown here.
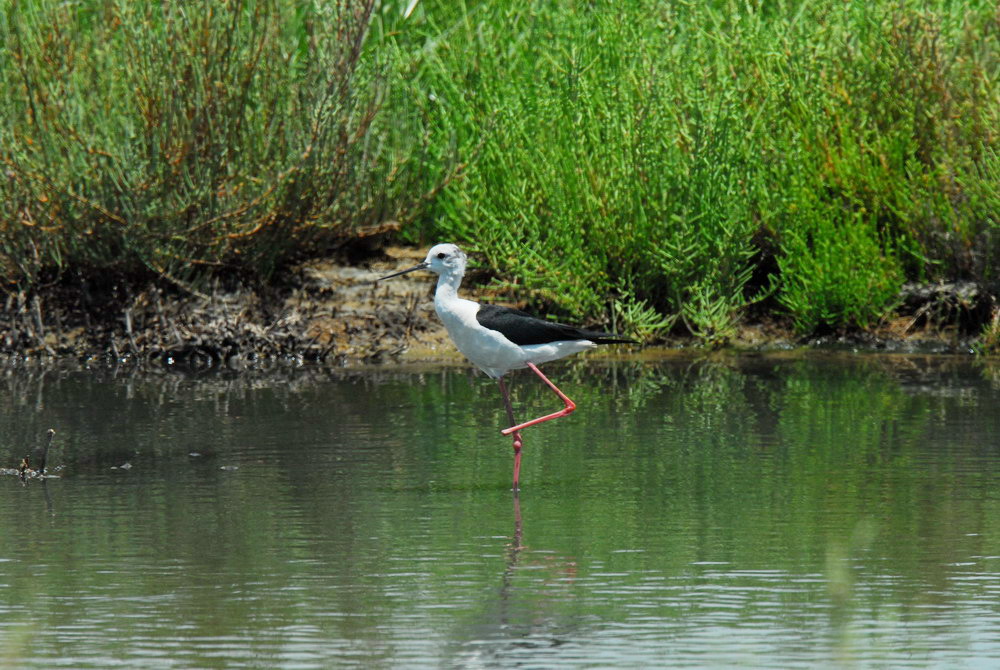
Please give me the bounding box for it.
[376,262,429,282]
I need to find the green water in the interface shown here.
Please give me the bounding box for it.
[2,353,1000,668]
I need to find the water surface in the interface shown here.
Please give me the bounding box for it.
[2,353,1000,668]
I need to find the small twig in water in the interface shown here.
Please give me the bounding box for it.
[33,429,55,475]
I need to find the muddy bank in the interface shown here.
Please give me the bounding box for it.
[0,247,995,369]
[0,247,448,369]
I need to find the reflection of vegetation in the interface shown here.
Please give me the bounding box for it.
[2,355,1000,665]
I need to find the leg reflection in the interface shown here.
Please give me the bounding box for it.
[500,492,524,606]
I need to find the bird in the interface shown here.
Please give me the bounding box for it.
[377,243,634,490]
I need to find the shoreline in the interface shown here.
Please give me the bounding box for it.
[0,247,993,370]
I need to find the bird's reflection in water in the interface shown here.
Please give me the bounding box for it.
[451,492,583,667]
[495,493,524,629]
[504,493,525,574]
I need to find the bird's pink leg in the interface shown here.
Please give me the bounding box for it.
[501,362,576,435]
[498,376,523,491]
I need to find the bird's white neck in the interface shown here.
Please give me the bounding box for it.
[434,268,464,304]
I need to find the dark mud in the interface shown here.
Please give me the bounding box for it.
[0,248,996,371]
[0,247,462,371]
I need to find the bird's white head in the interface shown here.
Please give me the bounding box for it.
[423,243,467,276]
[377,243,467,282]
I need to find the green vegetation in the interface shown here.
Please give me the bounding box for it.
[1,0,998,343]
[400,0,998,338]
[0,0,446,287]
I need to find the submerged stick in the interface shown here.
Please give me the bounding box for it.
[32,429,55,475]
[16,429,55,480]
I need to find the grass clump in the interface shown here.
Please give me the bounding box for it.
[397,2,765,342]
[393,0,999,340]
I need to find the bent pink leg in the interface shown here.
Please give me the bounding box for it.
[501,362,576,435]
[498,377,523,491]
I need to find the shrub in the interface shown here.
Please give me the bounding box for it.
[0,0,437,289]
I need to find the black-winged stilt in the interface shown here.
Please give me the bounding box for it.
[378,243,634,490]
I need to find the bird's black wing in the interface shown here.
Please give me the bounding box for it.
[475,303,635,346]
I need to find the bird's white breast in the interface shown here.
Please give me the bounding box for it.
[434,297,527,378]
